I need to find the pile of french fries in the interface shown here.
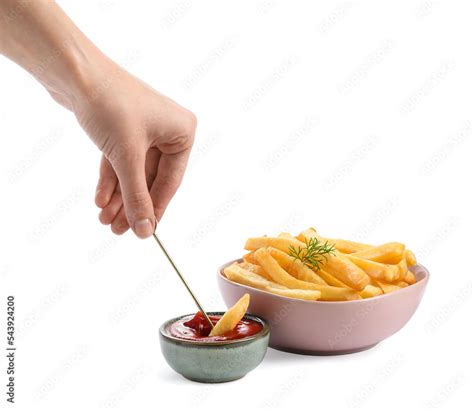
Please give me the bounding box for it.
[223,228,417,301]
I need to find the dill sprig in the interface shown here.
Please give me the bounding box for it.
[288,237,335,271]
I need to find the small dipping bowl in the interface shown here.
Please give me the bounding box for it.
[159,312,270,383]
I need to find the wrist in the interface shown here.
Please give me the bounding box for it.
[39,38,116,111]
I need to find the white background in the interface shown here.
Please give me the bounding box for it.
[1,1,473,409]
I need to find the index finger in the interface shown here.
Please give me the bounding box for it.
[149,148,192,222]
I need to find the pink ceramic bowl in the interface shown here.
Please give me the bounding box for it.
[217,260,429,355]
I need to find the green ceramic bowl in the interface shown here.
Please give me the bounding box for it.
[159,312,270,383]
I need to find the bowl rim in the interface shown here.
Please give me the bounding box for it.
[217,258,430,305]
[159,312,270,346]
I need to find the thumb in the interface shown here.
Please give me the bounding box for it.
[113,152,155,239]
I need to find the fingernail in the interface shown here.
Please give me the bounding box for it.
[134,218,154,239]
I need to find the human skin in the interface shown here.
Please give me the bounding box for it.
[0,0,196,238]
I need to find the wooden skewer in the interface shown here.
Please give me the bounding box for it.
[152,228,214,330]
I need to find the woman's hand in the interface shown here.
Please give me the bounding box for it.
[71,63,196,238]
[1,0,196,239]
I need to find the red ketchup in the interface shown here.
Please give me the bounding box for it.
[168,312,262,342]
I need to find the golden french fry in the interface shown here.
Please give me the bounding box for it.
[351,242,406,264]
[244,237,305,253]
[224,263,286,290]
[238,261,263,274]
[405,269,417,285]
[320,251,370,291]
[316,269,352,289]
[267,247,327,285]
[396,257,408,281]
[359,285,383,298]
[324,238,372,253]
[265,287,321,301]
[238,261,272,280]
[389,264,401,281]
[296,227,320,243]
[209,293,250,337]
[254,248,322,290]
[297,228,371,253]
[346,254,397,282]
[298,227,372,254]
[278,232,295,239]
[315,285,360,301]
[405,249,417,266]
[374,280,402,294]
[243,252,258,264]
[396,281,409,288]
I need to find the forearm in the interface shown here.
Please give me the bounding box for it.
[0,0,110,108]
